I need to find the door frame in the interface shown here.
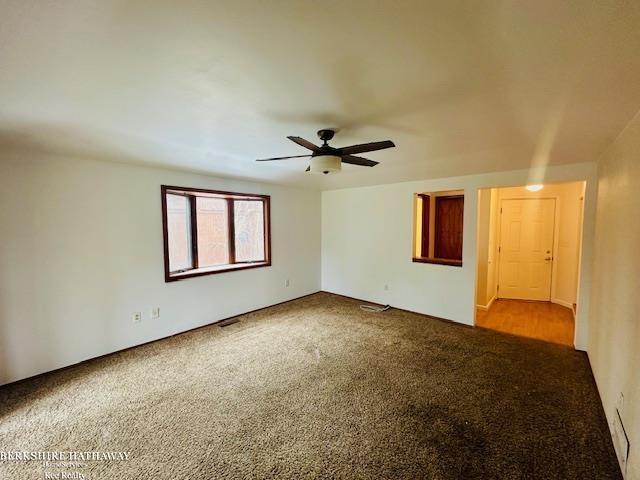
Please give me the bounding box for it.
[473,178,594,352]
[496,197,559,302]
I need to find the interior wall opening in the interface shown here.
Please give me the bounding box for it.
[474,181,586,347]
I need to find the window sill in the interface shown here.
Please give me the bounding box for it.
[412,257,463,267]
[166,261,271,282]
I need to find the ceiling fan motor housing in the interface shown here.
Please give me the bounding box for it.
[317,129,336,143]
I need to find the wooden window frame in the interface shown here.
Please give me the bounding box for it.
[161,185,271,282]
[418,193,430,258]
[412,192,464,267]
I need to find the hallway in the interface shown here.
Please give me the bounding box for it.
[476,299,575,347]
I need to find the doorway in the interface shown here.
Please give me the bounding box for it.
[474,182,586,347]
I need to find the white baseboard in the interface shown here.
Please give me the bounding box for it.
[476,294,497,311]
[551,298,574,310]
[586,351,628,478]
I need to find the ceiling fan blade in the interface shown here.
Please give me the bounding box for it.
[339,140,395,155]
[341,155,379,167]
[256,154,311,162]
[287,136,321,151]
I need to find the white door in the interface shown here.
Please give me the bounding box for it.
[498,199,555,301]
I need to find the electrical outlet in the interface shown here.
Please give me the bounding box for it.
[384,284,389,291]
[151,307,160,320]
[285,279,290,287]
[132,312,142,323]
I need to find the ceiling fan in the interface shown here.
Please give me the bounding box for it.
[256,129,395,174]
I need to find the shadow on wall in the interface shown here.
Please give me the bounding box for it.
[0,122,251,179]
[0,123,163,165]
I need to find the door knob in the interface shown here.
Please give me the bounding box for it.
[545,256,552,261]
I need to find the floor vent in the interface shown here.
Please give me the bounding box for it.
[613,409,630,478]
[216,318,240,327]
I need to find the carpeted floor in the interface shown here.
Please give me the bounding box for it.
[0,292,620,479]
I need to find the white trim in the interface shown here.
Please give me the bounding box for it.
[585,351,623,476]
[550,197,562,302]
[476,293,497,311]
[551,298,573,309]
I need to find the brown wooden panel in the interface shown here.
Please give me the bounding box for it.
[434,195,464,261]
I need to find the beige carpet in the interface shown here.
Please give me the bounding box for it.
[0,293,620,479]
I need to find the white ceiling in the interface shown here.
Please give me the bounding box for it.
[1,0,639,190]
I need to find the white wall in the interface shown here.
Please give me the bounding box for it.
[322,162,597,350]
[487,189,499,305]
[496,182,584,308]
[476,189,491,307]
[588,112,640,480]
[0,154,321,385]
[476,188,500,309]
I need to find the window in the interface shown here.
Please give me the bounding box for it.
[413,190,464,267]
[161,186,270,281]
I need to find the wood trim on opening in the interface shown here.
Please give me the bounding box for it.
[264,197,271,267]
[412,257,463,267]
[189,195,199,269]
[418,194,430,258]
[161,188,171,282]
[227,198,236,265]
[163,184,270,200]
[413,192,464,267]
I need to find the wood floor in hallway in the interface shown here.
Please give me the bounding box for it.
[476,299,575,347]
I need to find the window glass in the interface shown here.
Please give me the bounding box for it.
[196,197,229,267]
[166,194,192,271]
[234,200,265,262]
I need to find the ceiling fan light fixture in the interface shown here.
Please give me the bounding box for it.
[257,130,394,172]
[309,155,341,174]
